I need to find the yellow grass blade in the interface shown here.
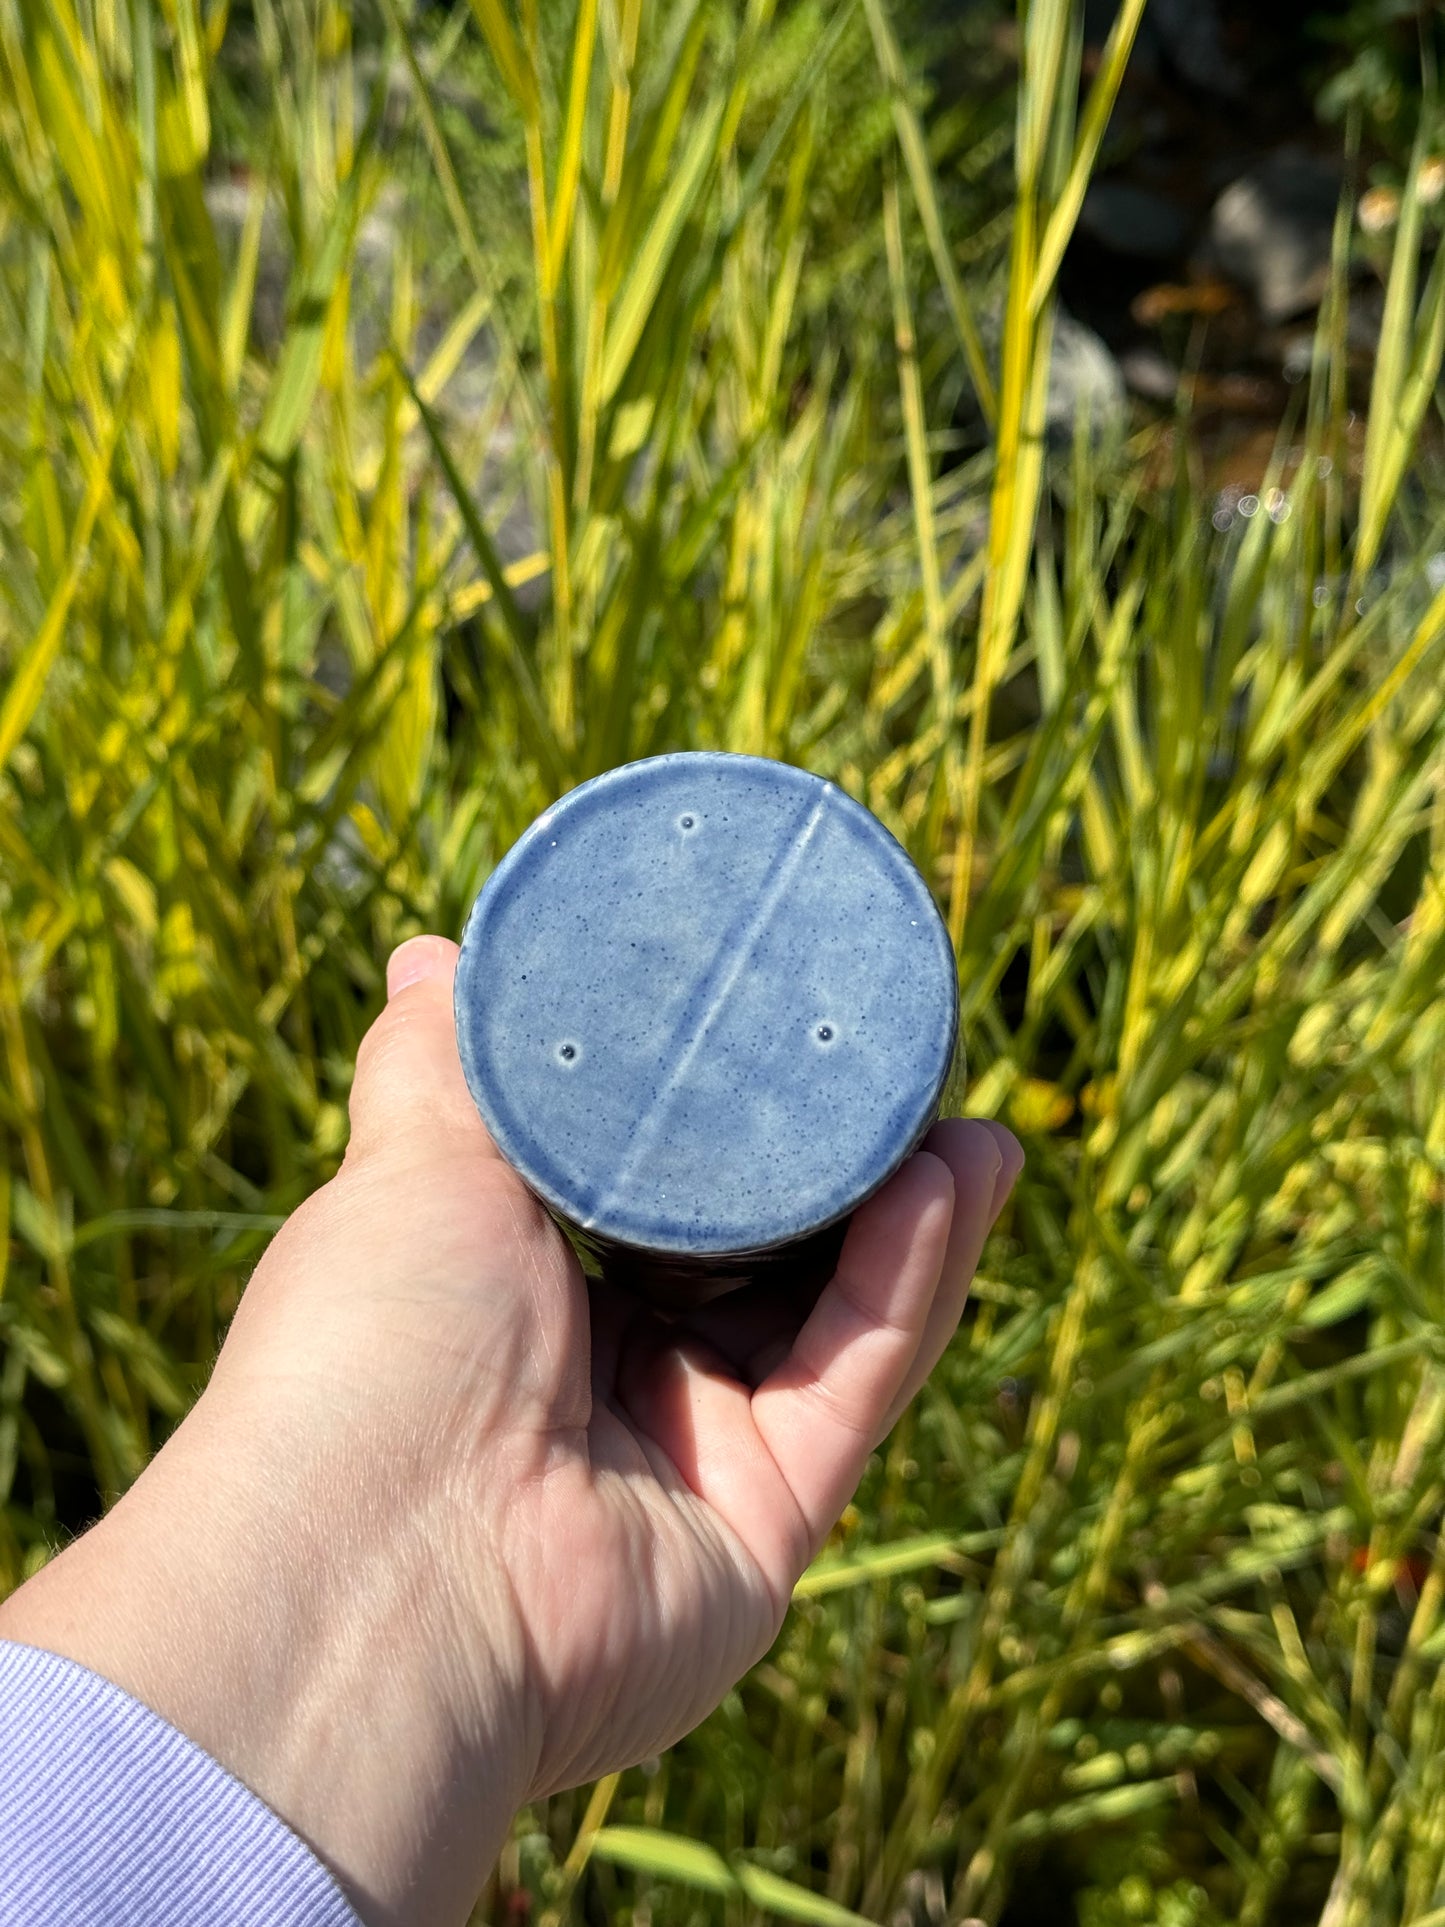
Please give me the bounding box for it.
[862,0,995,424]
[547,0,599,287]
[1029,0,1147,312]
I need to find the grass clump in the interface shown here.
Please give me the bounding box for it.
[3,0,1445,1920]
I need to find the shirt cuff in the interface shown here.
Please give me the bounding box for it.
[0,1639,364,1926]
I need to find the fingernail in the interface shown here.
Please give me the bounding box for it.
[988,1128,1025,1227]
[386,936,446,999]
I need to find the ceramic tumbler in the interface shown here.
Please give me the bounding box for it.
[453,752,960,1311]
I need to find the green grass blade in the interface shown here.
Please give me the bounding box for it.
[590,1828,876,1927]
[1029,0,1147,312]
[599,93,724,403]
[255,97,382,467]
[861,0,995,424]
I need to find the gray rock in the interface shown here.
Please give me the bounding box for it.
[956,304,1127,447]
[204,176,407,370]
[1118,345,1179,403]
[1080,180,1196,261]
[204,172,534,576]
[1043,310,1128,445]
[350,182,405,369]
[1201,149,1343,323]
[1084,0,1243,97]
[1140,0,1244,97]
[351,49,492,137]
[203,178,291,351]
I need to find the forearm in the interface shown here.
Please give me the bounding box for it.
[0,1386,528,1927]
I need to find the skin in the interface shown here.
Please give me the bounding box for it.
[0,935,1023,1927]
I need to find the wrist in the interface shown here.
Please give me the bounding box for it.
[0,1381,532,1927]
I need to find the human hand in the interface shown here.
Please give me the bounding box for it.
[0,935,1022,1927]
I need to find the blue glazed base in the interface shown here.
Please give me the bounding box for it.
[454,753,960,1308]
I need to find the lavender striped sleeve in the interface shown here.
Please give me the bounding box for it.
[0,1640,364,1926]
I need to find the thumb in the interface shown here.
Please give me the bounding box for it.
[344,936,500,1168]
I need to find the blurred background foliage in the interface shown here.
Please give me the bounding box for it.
[4,0,1445,1919]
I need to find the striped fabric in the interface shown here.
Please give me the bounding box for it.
[0,1640,363,1925]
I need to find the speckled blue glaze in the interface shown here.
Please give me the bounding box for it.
[454,753,959,1300]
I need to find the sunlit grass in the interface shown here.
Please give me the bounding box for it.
[3,0,1445,1919]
